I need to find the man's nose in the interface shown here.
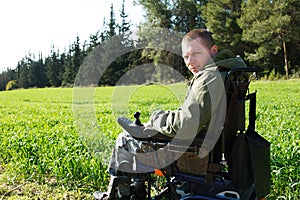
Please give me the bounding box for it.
[186,56,194,66]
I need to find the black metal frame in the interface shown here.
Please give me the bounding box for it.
[132,67,267,200]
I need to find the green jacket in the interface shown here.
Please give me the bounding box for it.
[149,50,247,141]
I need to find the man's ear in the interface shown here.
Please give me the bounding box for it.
[210,45,218,57]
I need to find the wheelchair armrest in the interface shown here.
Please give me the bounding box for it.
[143,128,205,148]
[143,127,173,142]
[117,117,205,148]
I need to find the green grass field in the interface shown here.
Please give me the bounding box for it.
[0,80,299,199]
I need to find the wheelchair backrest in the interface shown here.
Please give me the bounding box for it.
[212,67,261,164]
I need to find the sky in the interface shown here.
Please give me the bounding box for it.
[0,0,145,73]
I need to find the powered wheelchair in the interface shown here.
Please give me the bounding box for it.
[112,67,271,200]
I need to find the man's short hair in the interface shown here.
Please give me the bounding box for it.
[183,29,216,49]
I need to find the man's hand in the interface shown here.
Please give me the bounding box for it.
[142,120,151,128]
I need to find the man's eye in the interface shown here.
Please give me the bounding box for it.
[183,51,202,59]
[192,51,202,56]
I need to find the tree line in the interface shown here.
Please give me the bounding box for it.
[1,0,300,91]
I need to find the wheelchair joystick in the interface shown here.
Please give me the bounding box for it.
[134,112,143,126]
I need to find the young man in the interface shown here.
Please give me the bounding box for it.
[94,29,247,200]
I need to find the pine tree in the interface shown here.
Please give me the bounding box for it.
[136,0,172,28]
[119,0,132,47]
[238,0,300,77]
[27,53,48,88]
[17,58,30,88]
[46,46,65,87]
[201,0,245,55]
[108,4,117,38]
[63,36,83,86]
[173,0,206,33]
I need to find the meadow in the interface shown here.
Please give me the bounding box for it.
[0,80,299,199]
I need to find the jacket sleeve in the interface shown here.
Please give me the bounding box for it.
[149,71,215,139]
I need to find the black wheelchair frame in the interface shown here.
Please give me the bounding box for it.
[124,67,270,200]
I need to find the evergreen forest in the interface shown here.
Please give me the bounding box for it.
[1,0,300,91]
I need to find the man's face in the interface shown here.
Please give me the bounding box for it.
[182,38,215,75]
